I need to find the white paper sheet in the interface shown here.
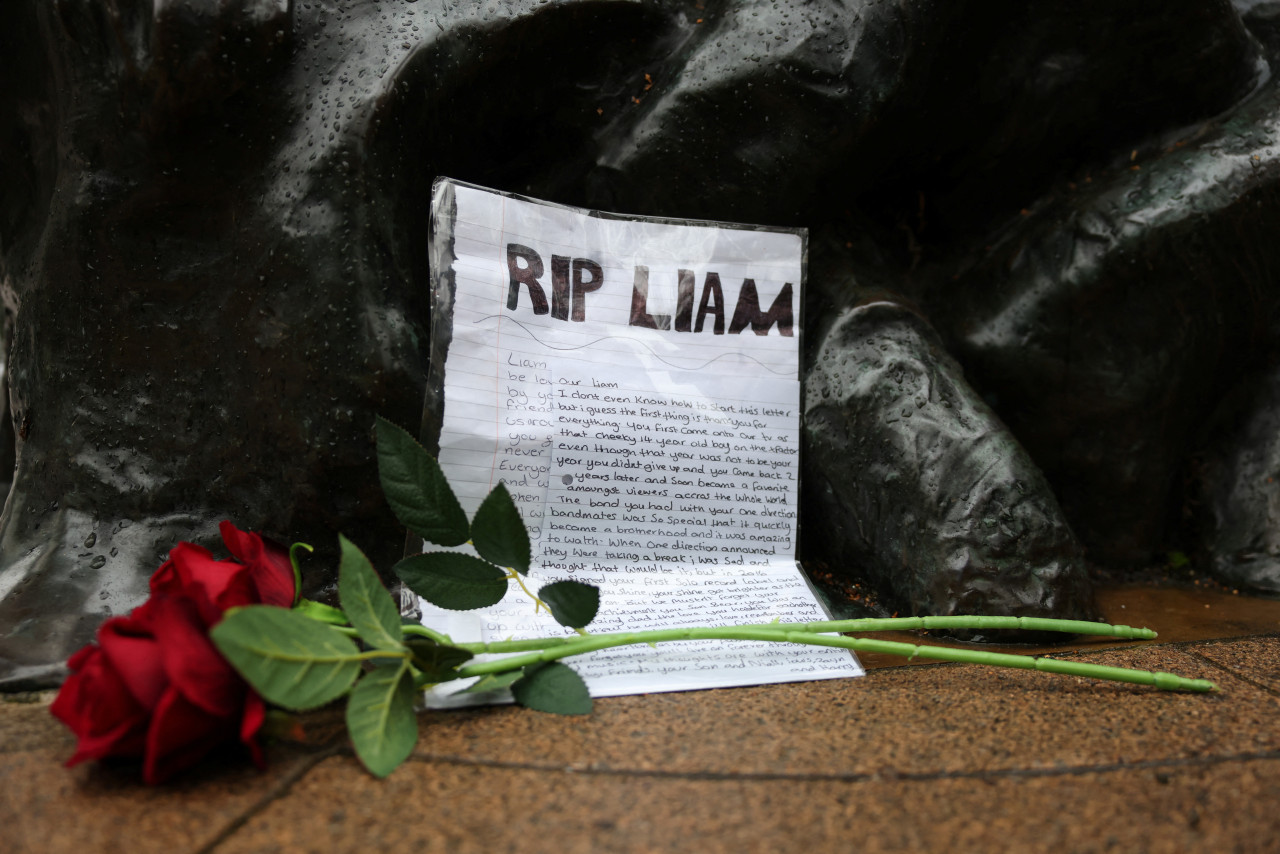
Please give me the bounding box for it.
[422,180,862,705]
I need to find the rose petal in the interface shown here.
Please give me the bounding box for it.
[51,644,150,766]
[154,542,255,624]
[240,692,267,769]
[97,612,167,710]
[65,644,97,672]
[220,521,296,607]
[149,542,214,595]
[150,595,244,717]
[142,687,238,784]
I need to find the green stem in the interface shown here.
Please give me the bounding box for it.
[401,624,455,645]
[449,621,1215,693]
[288,542,314,607]
[452,616,1156,655]
[783,616,1159,638]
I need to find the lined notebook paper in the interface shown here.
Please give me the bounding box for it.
[420,179,862,705]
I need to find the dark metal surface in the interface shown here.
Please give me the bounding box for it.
[1,0,1278,686]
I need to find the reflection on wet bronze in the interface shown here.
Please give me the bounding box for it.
[2,0,1279,687]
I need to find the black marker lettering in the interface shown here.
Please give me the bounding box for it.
[506,244,548,314]
[729,280,793,336]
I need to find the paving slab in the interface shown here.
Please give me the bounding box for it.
[412,644,1275,776]
[2,636,1278,854]
[0,697,333,854]
[214,753,1280,854]
[1192,636,1280,694]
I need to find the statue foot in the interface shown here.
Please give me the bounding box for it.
[1198,363,1280,594]
[0,500,220,691]
[802,295,1097,635]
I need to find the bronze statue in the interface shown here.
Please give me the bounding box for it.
[2,0,1278,688]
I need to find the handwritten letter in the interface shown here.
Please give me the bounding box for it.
[422,180,862,704]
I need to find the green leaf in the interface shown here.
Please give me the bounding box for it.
[539,580,600,629]
[338,534,403,651]
[375,416,469,546]
[404,637,473,682]
[457,670,525,695]
[294,598,349,626]
[394,552,509,610]
[346,662,417,778]
[471,482,531,574]
[511,662,592,715]
[211,606,363,710]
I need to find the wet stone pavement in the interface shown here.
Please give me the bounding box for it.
[2,589,1278,853]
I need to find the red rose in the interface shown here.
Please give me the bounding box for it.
[51,521,295,783]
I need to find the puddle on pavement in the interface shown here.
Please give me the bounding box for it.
[856,584,1280,670]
